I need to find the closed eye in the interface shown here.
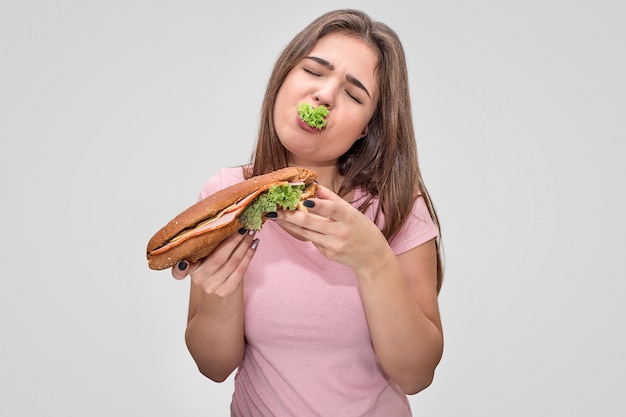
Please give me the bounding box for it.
[304,56,372,100]
[346,90,362,104]
[303,67,321,76]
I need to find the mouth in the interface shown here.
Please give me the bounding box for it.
[296,102,329,131]
[296,115,324,133]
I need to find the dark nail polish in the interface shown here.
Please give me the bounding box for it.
[303,199,315,208]
[264,212,278,218]
[178,260,188,271]
[238,227,247,234]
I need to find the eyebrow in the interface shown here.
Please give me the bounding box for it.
[305,56,372,99]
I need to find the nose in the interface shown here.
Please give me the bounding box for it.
[313,83,335,109]
[313,94,332,109]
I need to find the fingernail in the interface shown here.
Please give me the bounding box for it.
[238,227,247,234]
[264,212,278,219]
[178,260,188,271]
[248,229,256,236]
[251,238,260,250]
[303,199,315,208]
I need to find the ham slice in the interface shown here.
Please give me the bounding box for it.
[148,181,287,256]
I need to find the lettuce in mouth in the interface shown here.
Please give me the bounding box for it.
[297,102,329,129]
[238,184,305,230]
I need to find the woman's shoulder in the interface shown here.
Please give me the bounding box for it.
[199,165,247,199]
[354,187,438,253]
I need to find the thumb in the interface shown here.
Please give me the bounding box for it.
[171,260,194,280]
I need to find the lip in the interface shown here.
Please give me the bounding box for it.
[296,115,324,133]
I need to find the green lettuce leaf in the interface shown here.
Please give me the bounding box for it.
[238,184,305,230]
[297,102,329,129]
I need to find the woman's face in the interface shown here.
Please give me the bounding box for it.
[273,33,379,170]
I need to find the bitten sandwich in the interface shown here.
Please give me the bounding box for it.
[146,167,318,270]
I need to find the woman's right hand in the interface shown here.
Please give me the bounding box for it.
[174,229,254,380]
[171,229,259,297]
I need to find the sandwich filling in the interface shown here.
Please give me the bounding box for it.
[148,182,307,256]
[238,182,305,230]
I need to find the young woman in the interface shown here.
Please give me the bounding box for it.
[172,9,444,416]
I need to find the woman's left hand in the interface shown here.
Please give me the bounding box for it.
[273,185,392,271]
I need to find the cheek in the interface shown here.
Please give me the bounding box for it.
[340,111,371,139]
[273,91,289,127]
[274,80,298,121]
[325,130,362,156]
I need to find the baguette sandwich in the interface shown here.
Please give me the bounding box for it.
[146,167,318,270]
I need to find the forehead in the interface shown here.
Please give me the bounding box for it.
[308,33,378,67]
[308,34,379,90]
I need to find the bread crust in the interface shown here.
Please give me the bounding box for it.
[147,220,242,270]
[146,167,317,270]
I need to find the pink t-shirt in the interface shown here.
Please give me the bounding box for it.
[199,167,439,417]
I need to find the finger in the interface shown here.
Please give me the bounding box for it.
[301,185,351,221]
[170,227,248,281]
[201,229,254,276]
[193,230,257,293]
[213,237,260,297]
[276,209,332,243]
[171,260,188,280]
[171,259,200,280]
[313,184,345,203]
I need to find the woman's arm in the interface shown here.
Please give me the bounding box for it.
[275,186,443,394]
[355,238,443,394]
[184,283,245,382]
[172,230,259,382]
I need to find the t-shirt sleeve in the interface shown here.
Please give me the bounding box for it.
[389,196,439,255]
[198,166,246,201]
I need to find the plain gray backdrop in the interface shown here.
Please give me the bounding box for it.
[2,0,624,415]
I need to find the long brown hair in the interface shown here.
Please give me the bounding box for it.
[246,9,444,291]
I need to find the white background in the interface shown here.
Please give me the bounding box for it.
[2,0,624,415]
